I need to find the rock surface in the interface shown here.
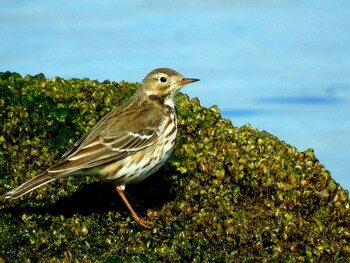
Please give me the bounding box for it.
[0,72,349,262]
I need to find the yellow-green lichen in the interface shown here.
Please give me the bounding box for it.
[0,71,349,262]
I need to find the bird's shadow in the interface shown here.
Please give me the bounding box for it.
[2,169,177,219]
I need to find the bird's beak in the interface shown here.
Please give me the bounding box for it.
[178,78,200,85]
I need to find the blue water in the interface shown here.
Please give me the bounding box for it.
[1,1,349,192]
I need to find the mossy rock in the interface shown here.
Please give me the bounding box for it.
[0,71,349,262]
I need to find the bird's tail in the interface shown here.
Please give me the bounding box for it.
[3,172,57,200]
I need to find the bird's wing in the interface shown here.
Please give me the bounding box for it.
[47,105,164,174]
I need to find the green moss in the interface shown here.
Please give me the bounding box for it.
[0,72,349,262]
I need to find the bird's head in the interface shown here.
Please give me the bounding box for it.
[139,68,199,104]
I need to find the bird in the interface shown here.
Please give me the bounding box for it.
[3,68,199,229]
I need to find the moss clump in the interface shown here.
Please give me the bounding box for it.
[0,72,349,262]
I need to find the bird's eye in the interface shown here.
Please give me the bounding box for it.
[160,76,167,83]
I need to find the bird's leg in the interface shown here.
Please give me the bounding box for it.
[116,187,154,229]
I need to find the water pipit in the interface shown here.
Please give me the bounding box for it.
[3,68,199,229]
